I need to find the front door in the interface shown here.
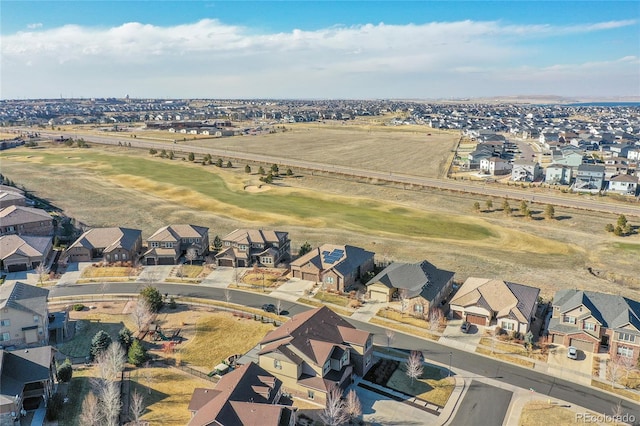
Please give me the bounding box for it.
[601,335,609,347]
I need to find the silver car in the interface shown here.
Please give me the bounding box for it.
[567,346,578,360]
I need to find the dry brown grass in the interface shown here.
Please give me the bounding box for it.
[377,307,432,329]
[478,337,548,362]
[369,317,439,341]
[296,297,354,317]
[518,400,581,426]
[385,364,455,407]
[476,347,535,368]
[80,266,138,278]
[591,379,640,403]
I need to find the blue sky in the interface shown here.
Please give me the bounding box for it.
[1,1,639,99]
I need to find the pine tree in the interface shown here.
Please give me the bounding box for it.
[90,330,112,360]
[128,339,148,366]
[545,204,555,220]
[244,165,252,173]
[118,327,134,352]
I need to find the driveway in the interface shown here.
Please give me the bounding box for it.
[439,319,483,352]
[200,266,242,289]
[355,382,438,425]
[450,380,513,426]
[545,344,594,385]
[269,278,315,302]
[56,262,93,285]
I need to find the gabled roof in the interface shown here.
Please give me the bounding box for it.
[450,277,539,323]
[1,346,54,405]
[0,235,51,260]
[148,224,208,242]
[577,164,605,173]
[552,290,640,332]
[259,306,370,367]
[222,229,288,246]
[610,174,638,183]
[187,362,292,426]
[0,281,48,317]
[67,227,141,252]
[365,260,454,302]
[290,244,374,278]
[0,205,51,226]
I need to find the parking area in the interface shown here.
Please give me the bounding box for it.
[547,344,594,378]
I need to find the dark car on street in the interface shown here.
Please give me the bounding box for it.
[262,303,276,313]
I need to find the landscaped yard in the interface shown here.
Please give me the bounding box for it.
[369,317,440,341]
[476,347,535,369]
[241,269,284,288]
[386,363,455,407]
[56,365,95,426]
[313,291,351,307]
[478,337,549,362]
[81,266,139,278]
[518,400,580,426]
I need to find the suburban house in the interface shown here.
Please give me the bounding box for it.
[215,229,291,268]
[187,362,295,426]
[0,189,26,209]
[256,306,373,405]
[608,174,639,196]
[548,290,640,358]
[0,346,56,424]
[63,227,142,263]
[0,235,53,273]
[449,277,540,333]
[289,244,375,293]
[511,160,542,182]
[144,224,209,265]
[479,157,511,176]
[573,164,606,193]
[544,164,573,185]
[365,260,454,317]
[0,206,54,237]
[0,282,49,347]
[552,152,583,168]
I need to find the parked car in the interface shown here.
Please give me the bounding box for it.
[567,346,578,360]
[460,321,471,333]
[262,303,276,313]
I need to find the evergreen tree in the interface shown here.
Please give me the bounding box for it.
[502,200,512,216]
[56,358,73,382]
[213,235,223,251]
[188,152,195,161]
[90,330,112,360]
[258,166,265,175]
[140,286,163,312]
[286,168,294,176]
[226,161,232,168]
[473,201,481,213]
[545,204,555,220]
[118,327,134,352]
[216,158,223,167]
[128,339,148,366]
[485,199,493,211]
[617,215,628,228]
[244,164,252,173]
[298,242,313,257]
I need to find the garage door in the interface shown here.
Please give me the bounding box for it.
[466,313,487,326]
[157,257,175,265]
[302,272,317,281]
[369,289,388,302]
[7,263,28,272]
[569,338,594,353]
[146,258,156,266]
[552,334,564,345]
[218,259,234,267]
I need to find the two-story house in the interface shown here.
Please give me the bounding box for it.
[256,306,373,405]
[215,229,291,268]
[573,164,606,193]
[144,224,209,265]
[511,160,542,182]
[0,235,53,273]
[0,282,49,347]
[63,227,142,263]
[365,260,455,317]
[608,174,639,196]
[187,362,295,426]
[290,244,375,293]
[548,290,640,359]
[479,157,511,176]
[0,206,54,237]
[544,164,573,185]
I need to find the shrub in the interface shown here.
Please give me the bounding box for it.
[169,297,177,309]
[140,285,163,312]
[72,303,85,311]
[56,358,73,382]
[128,339,148,366]
[45,393,65,421]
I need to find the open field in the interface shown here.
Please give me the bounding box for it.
[3,142,640,300]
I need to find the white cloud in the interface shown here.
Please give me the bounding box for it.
[26,23,42,29]
[0,19,637,98]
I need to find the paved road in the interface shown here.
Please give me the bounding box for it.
[36,131,640,217]
[50,282,640,420]
[450,381,513,426]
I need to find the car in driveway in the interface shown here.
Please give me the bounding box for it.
[460,321,471,333]
[567,346,578,360]
[262,303,276,313]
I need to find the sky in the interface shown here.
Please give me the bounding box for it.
[1,1,639,100]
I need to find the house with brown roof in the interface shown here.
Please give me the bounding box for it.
[256,306,373,405]
[187,362,295,426]
[215,229,291,268]
[289,244,375,292]
[0,282,50,347]
[63,227,142,263]
[0,206,53,237]
[0,346,56,425]
[144,224,209,265]
[449,277,540,333]
[0,189,26,209]
[548,290,640,358]
[365,260,454,317]
[0,235,53,273]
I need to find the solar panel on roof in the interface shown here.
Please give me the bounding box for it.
[322,251,330,256]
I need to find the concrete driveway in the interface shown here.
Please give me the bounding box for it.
[200,266,242,289]
[439,320,483,352]
[545,344,594,385]
[269,278,315,302]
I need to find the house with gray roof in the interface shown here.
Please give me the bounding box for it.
[545,164,573,185]
[0,234,53,273]
[573,164,605,192]
[63,227,142,263]
[0,346,56,424]
[608,174,639,196]
[290,244,374,292]
[365,260,454,318]
[0,282,49,347]
[0,206,53,237]
[511,160,542,182]
[0,189,26,209]
[548,290,640,358]
[449,277,540,333]
[187,362,294,426]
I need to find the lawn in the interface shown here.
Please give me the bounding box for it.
[313,291,351,307]
[612,242,640,253]
[377,307,435,330]
[476,347,535,369]
[591,379,640,403]
[518,401,580,426]
[369,317,439,341]
[177,313,275,370]
[81,266,138,278]
[241,270,282,287]
[297,297,354,317]
[58,317,131,358]
[385,363,455,407]
[57,365,95,426]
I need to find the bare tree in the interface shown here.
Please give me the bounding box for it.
[141,362,155,395]
[96,341,125,382]
[276,299,282,315]
[405,350,424,385]
[320,384,348,426]
[132,297,153,331]
[224,289,232,305]
[176,264,184,278]
[99,380,121,426]
[618,355,637,385]
[35,263,47,286]
[429,307,443,333]
[385,329,395,348]
[398,289,409,316]
[79,391,102,425]
[344,388,362,424]
[90,342,125,426]
[608,356,623,389]
[130,390,145,425]
[185,247,197,265]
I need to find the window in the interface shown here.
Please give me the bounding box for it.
[325,276,334,284]
[584,322,596,332]
[1,332,9,341]
[151,242,159,248]
[307,390,315,400]
[365,354,371,367]
[261,257,272,264]
[0,319,10,327]
[618,332,636,343]
[501,321,514,331]
[413,304,424,313]
[274,359,282,370]
[114,254,119,260]
[618,346,634,358]
[33,315,39,323]
[122,253,127,260]
[564,316,576,324]
[164,242,173,248]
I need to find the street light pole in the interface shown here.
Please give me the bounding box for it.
[448,352,452,377]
